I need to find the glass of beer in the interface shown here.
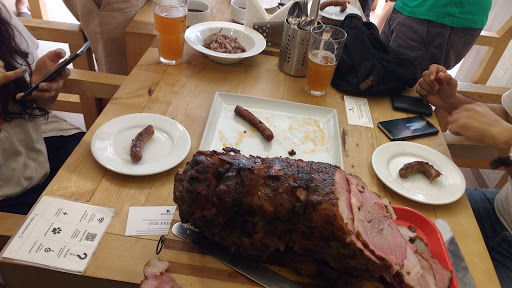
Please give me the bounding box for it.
[305,24,347,96]
[153,0,188,65]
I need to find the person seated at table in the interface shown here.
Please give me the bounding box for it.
[417,64,512,287]
[0,2,84,215]
[380,0,492,79]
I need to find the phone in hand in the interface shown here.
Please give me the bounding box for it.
[391,94,432,116]
[378,116,439,141]
[17,41,91,101]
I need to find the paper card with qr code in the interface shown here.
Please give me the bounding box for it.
[0,196,114,274]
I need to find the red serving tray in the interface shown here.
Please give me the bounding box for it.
[392,206,459,288]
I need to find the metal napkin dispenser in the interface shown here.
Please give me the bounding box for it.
[253,21,285,48]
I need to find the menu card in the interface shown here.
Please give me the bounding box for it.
[344,95,374,128]
[125,206,176,236]
[0,196,114,274]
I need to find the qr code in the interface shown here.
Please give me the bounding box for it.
[85,232,97,242]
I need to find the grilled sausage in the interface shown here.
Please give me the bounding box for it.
[398,161,442,183]
[320,0,350,12]
[234,105,274,141]
[130,125,155,162]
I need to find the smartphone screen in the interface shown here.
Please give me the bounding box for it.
[378,116,439,141]
[391,94,432,116]
[17,41,90,101]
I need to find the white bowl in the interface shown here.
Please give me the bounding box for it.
[187,0,210,27]
[185,21,266,64]
[230,0,246,24]
[258,0,278,9]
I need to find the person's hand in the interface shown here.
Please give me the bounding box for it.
[0,60,28,86]
[447,102,512,154]
[16,48,71,100]
[416,64,458,112]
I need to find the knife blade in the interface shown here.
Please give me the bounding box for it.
[172,222,303,288]
[310,0,321,26]
[434,219,477,288]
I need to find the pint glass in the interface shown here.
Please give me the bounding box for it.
[305,25,347,96]
[153,0,188,65]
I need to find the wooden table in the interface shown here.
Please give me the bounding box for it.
[125,0,365,73]
[0,38,501,287]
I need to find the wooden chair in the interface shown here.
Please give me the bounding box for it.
[441,83,512,189]
[467,16,512,85]
[27,0,47,19]
[18,17,126,130]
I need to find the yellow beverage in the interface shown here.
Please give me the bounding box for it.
[306,50,337,95]
[154,11,186,64]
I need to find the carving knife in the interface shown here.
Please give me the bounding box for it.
[172,222,303,288]
[434,219,477,288]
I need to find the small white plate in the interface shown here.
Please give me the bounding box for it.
[371,142,465,205]
[91,113,191,176]
[313,2,361,21]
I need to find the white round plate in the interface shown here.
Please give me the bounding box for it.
[185,21,266,64]
[371,142,465,205]
[258,0,278,9]
[91,113,191,176]
[312,2,361,21]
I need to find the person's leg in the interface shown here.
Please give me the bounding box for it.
[466,188,512,287]
[379,9,434,78]
[443,26,482,70]
[15,0,31,17]
[358,0,374,22]
[0,132,85,215]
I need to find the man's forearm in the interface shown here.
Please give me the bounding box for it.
[449,93,511,123]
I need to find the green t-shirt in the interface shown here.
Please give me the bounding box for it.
[394,0,492,29]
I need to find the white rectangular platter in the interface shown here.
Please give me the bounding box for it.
[199,93,343,168]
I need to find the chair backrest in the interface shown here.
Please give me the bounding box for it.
[18,17,126,130]
[18,17,95,71]
[470,16,512,84]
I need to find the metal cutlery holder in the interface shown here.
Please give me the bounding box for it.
[278,19,311,77]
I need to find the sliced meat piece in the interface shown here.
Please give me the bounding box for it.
[347,174,407,270]
[413,237,453,288]
[141,258,183,288]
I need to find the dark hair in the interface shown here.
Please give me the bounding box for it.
[0,6,49,122]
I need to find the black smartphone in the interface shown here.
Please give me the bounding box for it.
[391,94,432,116]
[378,116,439,141]
[18,41,91,101]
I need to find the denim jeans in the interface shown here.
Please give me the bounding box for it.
[466,188,512,287]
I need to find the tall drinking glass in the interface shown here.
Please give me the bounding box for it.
[305,25,347,96]
[153,0,188,65]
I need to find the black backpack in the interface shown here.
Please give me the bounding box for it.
[331,14,417,96]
